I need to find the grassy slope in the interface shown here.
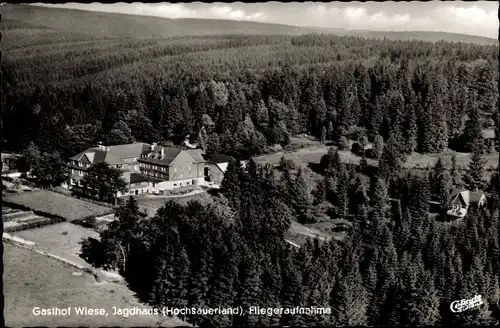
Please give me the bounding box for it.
[3,190,113,221]
[255,136,498,174]
[12,222,100,267]
[4,243,185,327]
[3,4,497,46]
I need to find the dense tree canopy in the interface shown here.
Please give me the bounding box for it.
[3,34,498,162]
[81,156,500,327]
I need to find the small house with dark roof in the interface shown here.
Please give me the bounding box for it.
[446,188,487,219]
[204,153,235,185]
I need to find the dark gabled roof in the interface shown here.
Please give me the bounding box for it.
[107,143,150,159]
[69,148,123,165]
[138,147,182,166]
[207,153,234,164]
[186,149,206,163]
[469,191,486,204]
[449,189,486,206]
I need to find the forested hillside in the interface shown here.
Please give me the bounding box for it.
[2,6,499,161]
[3,5,498,47]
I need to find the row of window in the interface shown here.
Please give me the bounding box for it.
[140,163,167,171]
[72,161,90,168]
[142,170,167,179]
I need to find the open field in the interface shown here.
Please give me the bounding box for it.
[12,222,100,267]
[256,144,374,167]
[3,190,114,222]
[403,151,499,172]
[134,190,214,217]
[255,142,498,177]
[4,243,186,327]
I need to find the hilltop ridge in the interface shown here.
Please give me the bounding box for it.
[2,4,497,46]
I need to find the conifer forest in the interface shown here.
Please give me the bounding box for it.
[3,3,500,327]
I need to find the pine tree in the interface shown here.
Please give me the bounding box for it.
[330,256,369,326]
[370,177,390,220]
[220,159,243,209]
[327,121,334,140]
[320,126,327,144]
[206,132,221,155]
[292,166,315,223]
[280,255,305,326]
[464,139,487,191]
[401,264,441,326]
[430,157,452,205]
[404,107,418,154]
[373,134,384,159]
[461,99,483,152]
[197,126,208,152]
[319,147,342,177]
[378,135,404,184]
[335,170,350,219]
[350,176,370,215]
[236,251,262,326]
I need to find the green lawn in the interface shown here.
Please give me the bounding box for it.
[404,150,498,172]
[255,138,498,177]
[12,222,100,267]
[4,190,114,221]
[4,243,187,327]
[255,144,376,168]
[135,191,214,217]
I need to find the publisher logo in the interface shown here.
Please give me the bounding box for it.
[450,295,484,313]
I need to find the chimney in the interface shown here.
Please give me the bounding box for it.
[160,148,165,158]
[151,142,157,151]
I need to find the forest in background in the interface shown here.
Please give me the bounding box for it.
[2,10,499,160]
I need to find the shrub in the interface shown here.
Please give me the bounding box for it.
[365,148,378,159]
[351,142,363,156]
[337,136,350,151]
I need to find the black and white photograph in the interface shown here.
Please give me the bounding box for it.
[1,1,499,327]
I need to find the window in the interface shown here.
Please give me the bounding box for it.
[79,170,83,176]
[70,179,75,185]
[174,184,177,187]
[153,183,156,187]
[71,169,74,175]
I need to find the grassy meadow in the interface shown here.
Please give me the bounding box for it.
[4,243,187,327]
